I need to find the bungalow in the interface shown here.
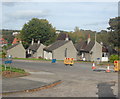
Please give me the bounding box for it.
[75,34,102,61]
[26,39,46,58]
[7,42,26,58]
[43,38,77,60]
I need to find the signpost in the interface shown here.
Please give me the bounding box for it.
[4,55,13,70]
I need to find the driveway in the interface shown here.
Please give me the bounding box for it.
[2,60,118,97]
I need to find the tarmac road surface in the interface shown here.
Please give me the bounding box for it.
[2,60,118,97]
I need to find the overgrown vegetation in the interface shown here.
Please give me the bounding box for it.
[109,55,119,63]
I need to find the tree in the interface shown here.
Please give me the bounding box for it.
[96,30,110,45]
[20,18,56,48]
[108,17,120,47]
[2,29,19,44]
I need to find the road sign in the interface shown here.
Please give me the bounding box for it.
[4,60,12,64]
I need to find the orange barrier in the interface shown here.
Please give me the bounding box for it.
[114,60,120,72]
[64,58,74,66]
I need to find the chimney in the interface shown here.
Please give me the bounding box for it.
[100,42,103,45]
[65,34,69,41]
[38,40,40,44]
[31,39,34,45]
[20,41,22,44]
[87,34,91,44]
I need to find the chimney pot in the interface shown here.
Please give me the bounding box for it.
[65,34,69,41]
[31,39,34,45]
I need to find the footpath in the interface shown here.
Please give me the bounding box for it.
[2,69,62,94]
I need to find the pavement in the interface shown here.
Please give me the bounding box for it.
[2,70,61,94]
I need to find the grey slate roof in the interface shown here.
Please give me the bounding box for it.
[27,43,41,51]
[75,40,95,52]
[7,43,19,50]
[44,40,69,52]
[84,41,95,52]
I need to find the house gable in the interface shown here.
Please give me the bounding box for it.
[7,43,26,58]
[53,41,77,60]
[90,42,102,61]
[36,44,46,58]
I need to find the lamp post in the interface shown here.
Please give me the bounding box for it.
[94,32,97,62]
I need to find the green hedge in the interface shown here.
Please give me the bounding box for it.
[109,55,119,63]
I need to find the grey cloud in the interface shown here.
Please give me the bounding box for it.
[2,2,16,7]
[82,21,108,26]
[7,10,50,19]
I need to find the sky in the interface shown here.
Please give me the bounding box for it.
[1,1,118,32]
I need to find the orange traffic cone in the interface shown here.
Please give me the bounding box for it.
[106,65,110,73]
[92,63,96,70]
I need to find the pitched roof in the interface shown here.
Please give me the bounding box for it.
[44,40,69,52]
[7,43,19,50]
[0,38,8,44]
[84,41,95,52]
[75,41,87,51]
[27,43,41,51]
[75,40,95,52]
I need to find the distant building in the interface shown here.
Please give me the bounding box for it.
[43,37,77,60]
[7,42,26,58]
[0,37,8,47]
[12,38,20,45]
[56,30,61,34]
[26,39,46,58]
[75,34,102,61]
[12,32,20,36]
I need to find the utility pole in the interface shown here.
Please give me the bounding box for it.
[94,32,97,62]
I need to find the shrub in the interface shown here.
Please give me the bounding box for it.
[109,55,119,63]
[2,51,6,58]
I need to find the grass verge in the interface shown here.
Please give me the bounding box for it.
[1,65,30,78]
[13,57,51,61]
[1,65,26,73]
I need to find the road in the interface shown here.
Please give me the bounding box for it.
[3,60,118,97]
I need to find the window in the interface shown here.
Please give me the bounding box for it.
[102,53,108,57]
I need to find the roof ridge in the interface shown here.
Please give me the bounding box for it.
[44,40,70,52]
